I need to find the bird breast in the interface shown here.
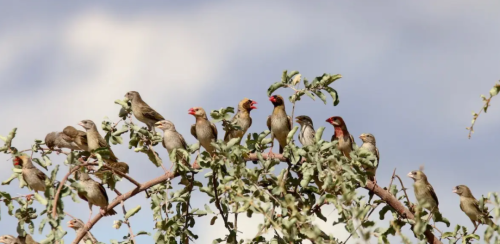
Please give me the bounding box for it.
[299,126,315,146]
[163,131,184,153]
[361,143,376,154]
[82,182,107,207]
[460,197,481,220]
[271,113,289,143]
[196,121,215,148]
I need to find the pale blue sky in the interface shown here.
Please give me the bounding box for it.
[1,1,500,243]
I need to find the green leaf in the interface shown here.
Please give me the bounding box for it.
[315,127,325,142]
[34,193,47,206]
[281,70,288,84]
[305,91,315,100]
[125,205,142,220]
[313,90,327,105]
[226,138,240,148]
[490,86,499,96]
[210,216,218,225]
[267,82,286,97]
[324,87,340,106]
[286,126,299,144]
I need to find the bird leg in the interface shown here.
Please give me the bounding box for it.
[160,164,170,175]
[86,203,93,229]
[268,139,276,158]
[99,208,107,216]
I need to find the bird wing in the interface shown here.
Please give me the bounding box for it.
[210,122,218,140]
[142,106,165,122]
[178,133,188,150]
[77,192,88,203]
[190,124,197,139]
[97,182,109,204]
[287,116,292,131]
[349,134,356,149]
[427,183,439,206]
[266,116,271,130]
[35,169,48,182]
[375,147,380,166]
[78,131,88,146]
[62,126,78,143]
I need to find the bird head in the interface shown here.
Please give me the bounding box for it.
[67,219,83,230]
[78,120,95,131]
[296,115,313,127]
[239,98,257,112]
[188,107,206,118]
[269,95,285,106]
[13,156,23,167]
[325,116,344,127]
[407,170,427,181]
[453,185,473,197]
[0,235,17,244]
[359,133,376,144]
[155,120,175,131]
[124,91,140,101]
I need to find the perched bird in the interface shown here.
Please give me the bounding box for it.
[267,95,292,155]
[408,170,439,215]
[326,116,356,159]
[22,235,38,244]
[78,120,129,178]
[125,91,165,132]
[67,218,98,244]
[75,171,117,225]
[189,107,218,154]
[359,133,379,181]
[0,235,21,244]
[155,120,189,168]
[296,115,315,147]
[45,126,88,151]
[453,185,496,229]
[223,98,257,143]
[14,156,47,193]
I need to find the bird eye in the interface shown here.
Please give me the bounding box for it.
[412,171,417,175]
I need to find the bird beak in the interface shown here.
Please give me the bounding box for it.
[154,121,162,128]
[407,172,414,179]
[78,122,85,127]
[67,221,74,228]
[269,97,276,103]
[452,188,458,194]
[295,118,301,123]
[250,100,257,109]
[326,118,338,125]
[188,108,195,115]
[359,134,365,139]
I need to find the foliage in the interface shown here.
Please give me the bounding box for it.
[467,81,500,139]
[0,71,499,244]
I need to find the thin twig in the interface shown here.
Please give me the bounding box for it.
[0,193,34,202]
[343,203,381,243]
[394,175,411,206]
[114,189,136,244]
[388,168,397,193]
[212,174,230,230]
[467,82,500,138]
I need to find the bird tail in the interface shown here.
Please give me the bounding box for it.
[103,208,117,216]
[279,145,283,154]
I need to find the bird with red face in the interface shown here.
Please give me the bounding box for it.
[224,98,257,143]
[14,155,47,194]
[267,95,292,156]
[326,116,356,159]
[189,107,218,155]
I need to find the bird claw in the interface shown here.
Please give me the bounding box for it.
[99,209,107,216]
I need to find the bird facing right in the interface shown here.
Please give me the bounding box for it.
[125,91,165,132]
[453,185,496,229]
[224,98,257,143]
[296,115,315,147]
[408,170,439,214]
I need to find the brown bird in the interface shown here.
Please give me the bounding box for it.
[22,235,38,244]
[408,170,439,216]
[125,91,165,132]
[14,156,47,193]
[45,126,88,151]
[453,185,496,229]
[67,218,98,244]
[326,116,356,159]
[0,235,21,244]
[75,171,117,226]
[267,95,292,155]
[296,115,315,147]
[189,107,218,154]
[155,120,189,169]
[359,133,379,182]
[78,120,128,178]
[224,98,257,143]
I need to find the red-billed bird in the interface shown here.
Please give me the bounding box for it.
[326,116,356,159]
[14,156,47,194]
[189,107,218,154]
[267,95,291,156]
[224,98,257,143]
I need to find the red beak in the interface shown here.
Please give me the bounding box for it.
[188,108,195,115]
[269,97,276,103]
[250,100,257,109]
[325,118,332,124]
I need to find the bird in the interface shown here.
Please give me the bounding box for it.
[22,235,38,244]
[45,126,88,151]
[326,116,356,159]
[453,185,497,229]
[359,133,379,182]
[189,107,218,155]
[407,170,439,216]
[125,91,165,132]
[13,155,47,193]
[155,120,189,169]
[0,235,22,244]
[78,120,129,178]
[296,115,315,147]
[267,95,292,155]
[223,98,257,143]
[67,218,99,244]
[75,171,117,226]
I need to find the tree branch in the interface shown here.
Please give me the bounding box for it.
[364,181,442,244]
[212,174,230,230]
[72,171,177,244]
